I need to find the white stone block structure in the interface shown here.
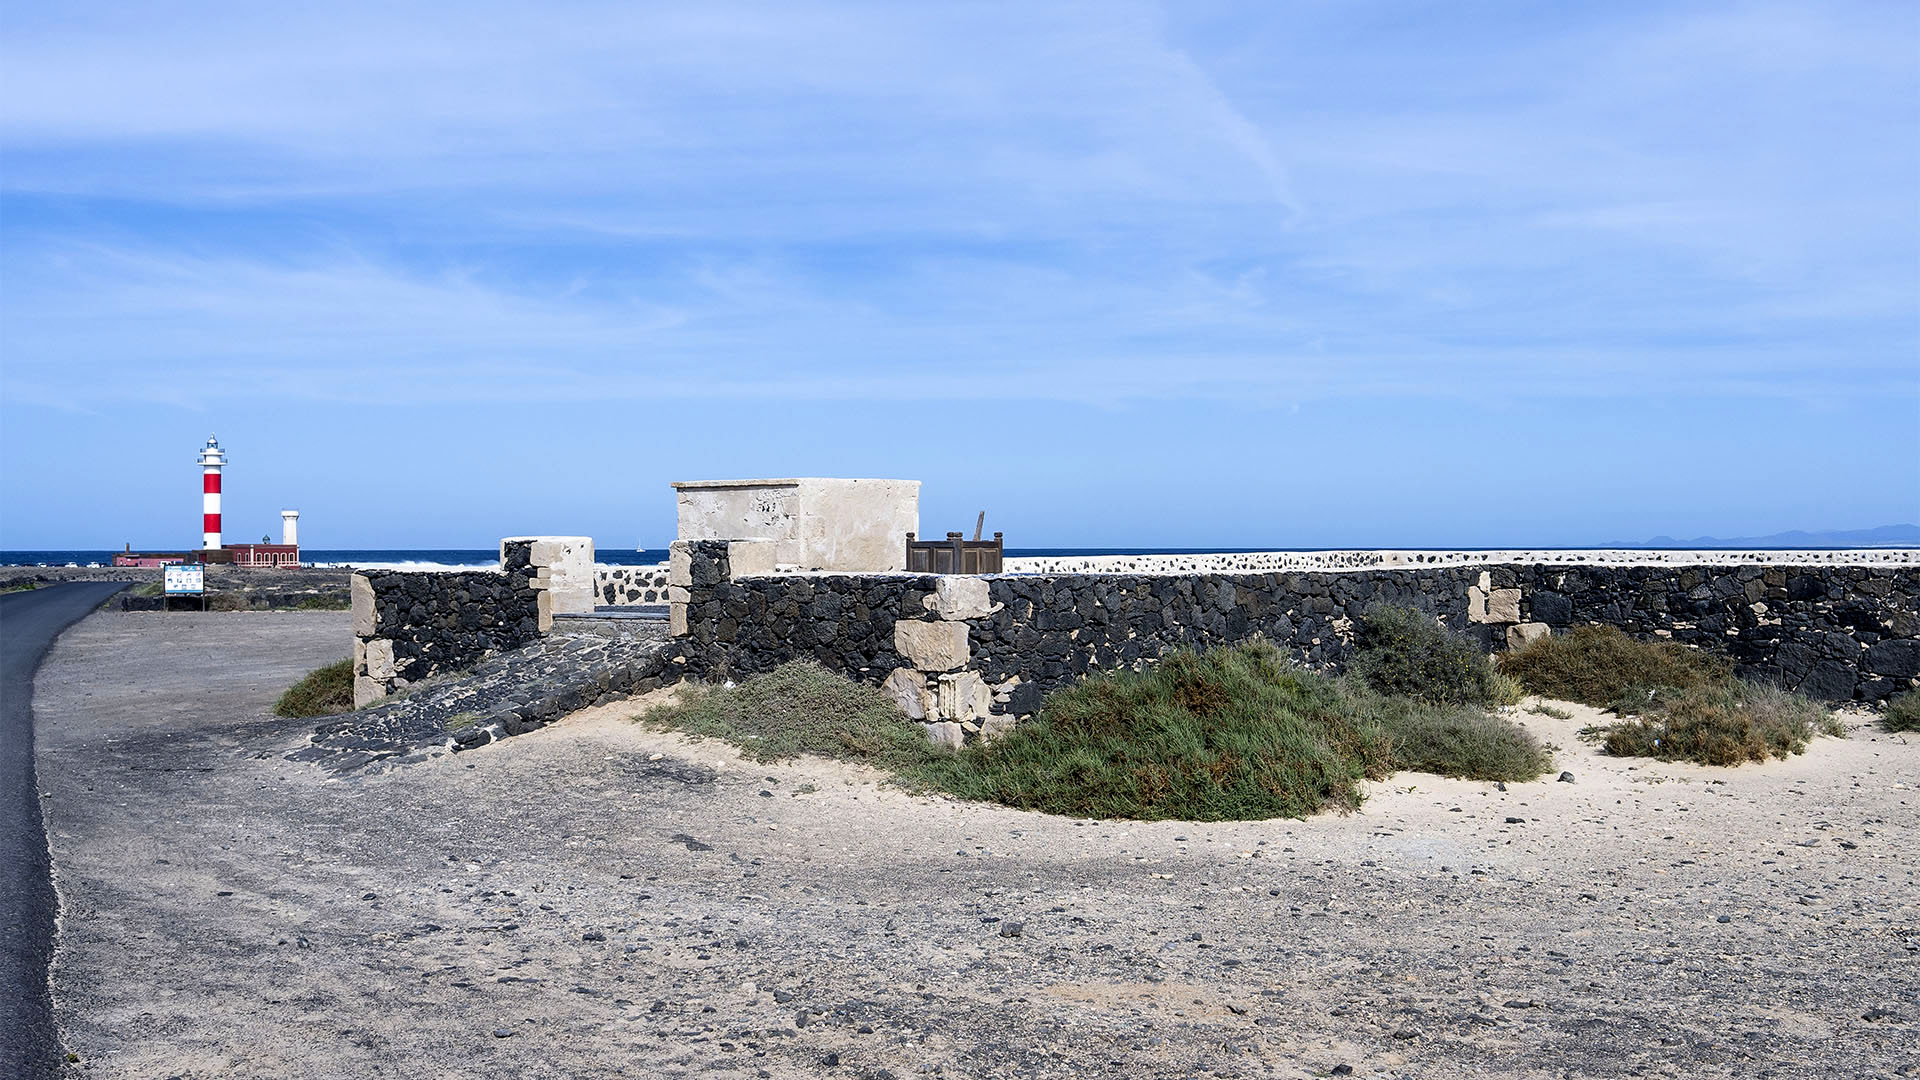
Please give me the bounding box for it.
[671,478,919,572]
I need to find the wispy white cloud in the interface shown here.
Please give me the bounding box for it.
[4,239,1910,416]
[0,1,1914,415]
[0,2,1296,215]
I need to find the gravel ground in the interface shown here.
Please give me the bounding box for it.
[35,610,1920,1079]
[2,565,352,588]
[4,565,353,612]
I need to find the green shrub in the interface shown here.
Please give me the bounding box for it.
[645,642,1551,822]
[913,643,1549,818]
[1885,690,1920,733]
[1498,625,1729,705]
[294,594,351,610]
[1350,605,1509,707]
[907,642,1395,821]
[1357,692,1550,782]
[1599,681,1840,765]
[274,659,355,718]
[1487,670,1527,707]
[641,660,939,772]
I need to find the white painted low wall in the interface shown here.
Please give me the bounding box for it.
[1001,548,1920,576]
[595,564,671,606]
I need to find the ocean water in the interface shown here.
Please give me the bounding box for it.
[1,548,659,569]
[7,546,1318,569]
[6,543,1895,570]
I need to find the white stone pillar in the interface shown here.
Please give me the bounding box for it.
[501,536,596,618]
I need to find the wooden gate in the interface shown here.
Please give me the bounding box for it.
[905,532,1003,574]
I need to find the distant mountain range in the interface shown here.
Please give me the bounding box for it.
[1606,524,1920,549]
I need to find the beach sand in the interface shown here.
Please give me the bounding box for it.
[32,610,1920,1078]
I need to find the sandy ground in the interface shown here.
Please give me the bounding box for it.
[33,610,1920,1079]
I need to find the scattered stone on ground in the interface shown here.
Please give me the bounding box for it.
[292,627,677,774]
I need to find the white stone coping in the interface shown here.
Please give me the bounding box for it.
[669,477,920,490]
[670,478,804,490]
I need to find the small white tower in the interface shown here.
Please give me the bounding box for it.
[281,509,300,547]
[198,434,226,550]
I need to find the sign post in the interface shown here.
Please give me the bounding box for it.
[163,562,205,612]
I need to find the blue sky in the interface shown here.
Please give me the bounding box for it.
[2,1,1916,550]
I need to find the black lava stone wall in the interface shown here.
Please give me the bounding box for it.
[969,565,1920,709]
[674,542,1918,711]
[364,540,542,683]
[677,542,930,682]
[970,569,1482,714]
[1504,564,1919,703]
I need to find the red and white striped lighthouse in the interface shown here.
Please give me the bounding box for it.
[198,434,226,550]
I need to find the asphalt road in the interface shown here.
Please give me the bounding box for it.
[1,583,126,1079]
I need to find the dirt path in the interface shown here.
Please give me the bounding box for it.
[35,610,1920,1078]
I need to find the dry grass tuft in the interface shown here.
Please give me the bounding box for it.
[639,660,937,771]
[1884,690,1920,733]
[1600,682,1842,765]
[274,659,355,718]
[1498,625,1729,705]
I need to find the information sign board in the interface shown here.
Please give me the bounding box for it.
[163,564,205,595]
